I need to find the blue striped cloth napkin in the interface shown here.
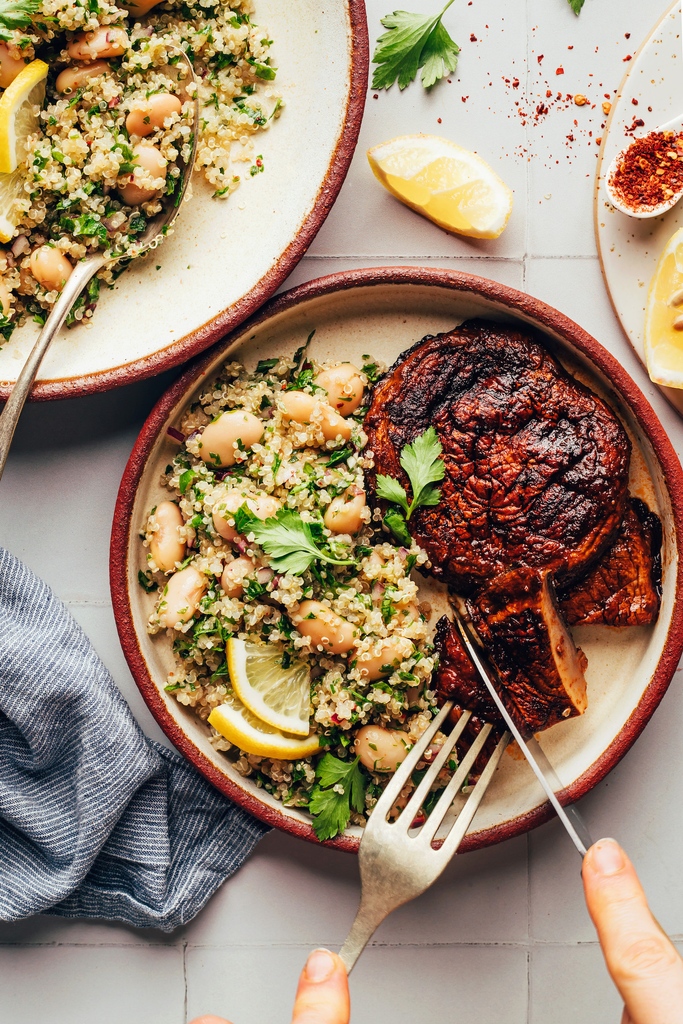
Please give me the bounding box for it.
[0,547,269,931]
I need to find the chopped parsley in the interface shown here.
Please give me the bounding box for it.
[309,754,366,841]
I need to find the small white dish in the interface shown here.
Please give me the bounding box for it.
[605,113,683,219]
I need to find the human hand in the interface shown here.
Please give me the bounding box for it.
[582,838,683,1024]
[188,947,350,1024]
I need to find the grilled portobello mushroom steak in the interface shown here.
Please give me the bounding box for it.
[364,319,660,736]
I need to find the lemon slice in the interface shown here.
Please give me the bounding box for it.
[208,691,321,759]
[0,59,48,242]
[227,637,312,736]
[645,226,683,388]
[367,134,513,240]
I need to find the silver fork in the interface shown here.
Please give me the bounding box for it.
[339,701,510,973]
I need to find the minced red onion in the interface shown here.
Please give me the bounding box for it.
[11,235,29,257]
[256,567,274,584]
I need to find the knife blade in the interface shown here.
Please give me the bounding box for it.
[451,608,594,858]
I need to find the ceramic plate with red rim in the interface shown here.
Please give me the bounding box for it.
[595,0,683,416]
[0,0,368,401]
[111,268,683,853]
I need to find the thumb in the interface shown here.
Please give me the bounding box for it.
[291,949,350,1024]
[582,838,683,1024]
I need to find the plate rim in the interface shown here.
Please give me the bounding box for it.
[593,0,683,417]
[110,265,683,853]
[6,0,369,404]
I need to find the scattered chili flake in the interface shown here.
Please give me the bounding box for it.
[556,67,564,75]
[470,33,477,42]
[631,98,639,106]
[623,54,632,62]
[574,94,587,106]
[537,54,544,63]
[602,101,612,115]
[609,131,683,211]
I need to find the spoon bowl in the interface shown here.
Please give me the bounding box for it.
[605,113,683,219]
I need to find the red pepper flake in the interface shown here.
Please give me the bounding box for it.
[556,66,564,75]
[609,130,683,210]
[437,117,442,123]
[625,117,645,134]
[537,54,544,63]
[470,33,477,42]
[631,98,639,106]
[461,95,469,103]
[512,77,519,89]
[372,93,378,99]
[625,32,631,39]
[546,89,552,98]
[623,54,632,61]
[568,45,574,50]
[595,137,602,145]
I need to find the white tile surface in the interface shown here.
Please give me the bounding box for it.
[2,0,683,1022]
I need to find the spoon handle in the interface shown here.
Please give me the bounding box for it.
[0,253,106,484]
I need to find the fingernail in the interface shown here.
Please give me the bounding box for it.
[305,949,335,983]
[591,838,625,876]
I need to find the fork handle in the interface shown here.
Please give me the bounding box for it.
[339,897,393,974]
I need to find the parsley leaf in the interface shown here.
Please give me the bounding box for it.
[372,0,458,91]
[567,0,585,11]
[309,754,366,841]
[376,426,445,520]
[383,508,412,546]
[234,505,354,575]
[138,569,156,593]
[0,0,39,33]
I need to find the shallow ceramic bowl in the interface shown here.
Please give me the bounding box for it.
[111,267,683,853]
[595,0,683,416]
[0,0,367,401]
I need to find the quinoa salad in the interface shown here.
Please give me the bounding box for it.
[0,0,279,339]
[140,347,448,841]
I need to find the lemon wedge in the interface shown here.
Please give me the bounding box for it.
[0,59,48,242]
[208,691,321,760]
[367,134,513,240]
[645,226,683,388]
[227,637,312,736]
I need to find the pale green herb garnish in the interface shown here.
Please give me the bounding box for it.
[372,0,459,91]
[309,754,366,841]
[376,425,445,526]
[234,505,354,575]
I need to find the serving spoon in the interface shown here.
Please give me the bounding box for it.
[605,112,683,219]
[0,50,199,484]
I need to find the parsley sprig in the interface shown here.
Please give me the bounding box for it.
[372,0,459,91]
[0,0,39,37]
[309,754,366,841]
[373,0,583,91]
[234,505,354,575]
[376,427,445,543]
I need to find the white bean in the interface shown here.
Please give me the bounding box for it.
[159,566,206,628]
[324,490,365,534]
[0,274,11,314]
[314,364,365,416]
[354,725,412,773]
[213,490,279,541]
[67,26,129,61]
[149,500,185,572]
[126,93,182,137]
[292,600,356,654]
[198,410,264,468]
[117,142,167,205]
[29,246,73,292]
[279,390,352,442]
[0,43,26,89]
[221,556,256,598]
[357,637,413,681]
[55,60,111,95]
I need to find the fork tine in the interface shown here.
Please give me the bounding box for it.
[369,700,453,823]
[415,723,493,846]
[394,710,473,832]
[435,731,510,861]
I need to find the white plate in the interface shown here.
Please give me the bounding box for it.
[595,0,683,415]
[111,269,683,852]
[0,0,368,400]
